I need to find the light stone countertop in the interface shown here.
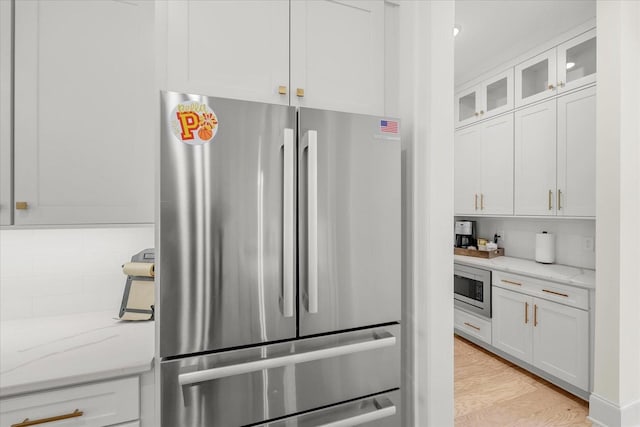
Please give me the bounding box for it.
[454,254,595,289]
[0,311,154,398]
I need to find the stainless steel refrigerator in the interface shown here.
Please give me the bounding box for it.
[158,91,401,426]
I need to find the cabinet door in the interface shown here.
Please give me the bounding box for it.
[454,126,481,215]
[557,29,596,94]
[455,85,481,127]
[0,0,11,225]
[166,0,289,105]
[482,69,514,120]
[290,0,384,115]
[514,99,557,216]
[557,86,596,217]
[14,0,155,225]
[515,49,557,107]
[532,298,589,390]
[492,287,533,364]
[480,115,514,215]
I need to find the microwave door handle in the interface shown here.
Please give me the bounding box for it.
[318,398,397,427]
[308,130,319,314]
[282,128,295,318]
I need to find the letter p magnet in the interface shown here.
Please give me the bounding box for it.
[177,111,200,140]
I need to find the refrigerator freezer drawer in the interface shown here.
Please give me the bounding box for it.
[261,390,401,427]
[160,325,400,427]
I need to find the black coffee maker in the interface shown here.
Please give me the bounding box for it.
[455,220,476,248]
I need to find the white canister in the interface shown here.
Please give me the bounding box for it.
[535,232,555,264]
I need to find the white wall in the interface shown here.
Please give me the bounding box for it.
[589,1,640,426]
[399,1,455,425]
[462,217,596,269]
[0,226,154,320]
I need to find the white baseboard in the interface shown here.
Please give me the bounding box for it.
[589,393,640,427]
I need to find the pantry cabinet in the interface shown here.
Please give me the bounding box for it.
[515,86,595,217]
[166,0,385,116]
[13,0,155,225]
[0,0,11,226]
[455,69,514,128]
[492,272,590,391]
[515,29,596,107]
[454,114,513,216]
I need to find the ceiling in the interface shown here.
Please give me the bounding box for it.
[455,0,596,86]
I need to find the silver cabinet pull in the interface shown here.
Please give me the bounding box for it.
[557,189,562,210]
[318,399,396,427]
[307,130,319,314]
[178,331,396,386]
[282,129,295,318]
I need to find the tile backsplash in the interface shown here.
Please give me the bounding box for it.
[456,217,596,270]
[0,226,154,321]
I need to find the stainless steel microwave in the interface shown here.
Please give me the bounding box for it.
[454,264,491,318]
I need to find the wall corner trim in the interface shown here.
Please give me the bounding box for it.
[589,393,640,427]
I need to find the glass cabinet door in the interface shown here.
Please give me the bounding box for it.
[482,69,513,119]
[557,29,596,94]
[515,49,557,107]
[455,86,481,127]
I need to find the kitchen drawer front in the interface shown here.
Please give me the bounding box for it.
[493,271,589,310]
[160,325,400,427]
[454,308,492,344]
[0,376,139,427]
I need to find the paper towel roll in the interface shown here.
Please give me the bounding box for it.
[535,232,555,264]
[123,262,155,277]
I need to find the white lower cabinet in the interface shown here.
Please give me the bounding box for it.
[492,286,589,391]
[454,307,492,345]
[0,377,140,427]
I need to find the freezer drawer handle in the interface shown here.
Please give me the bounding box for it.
[307,130,319,314]
[282,128,295,318]
[178,331,396,386]
[318,398,396,427]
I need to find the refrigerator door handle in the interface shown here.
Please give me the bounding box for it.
[178,331,396,386]
[318,398,397,427]
[282,128,295,318]
[308,130,319,314]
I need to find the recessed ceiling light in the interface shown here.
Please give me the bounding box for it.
[566,62,576,70]
[453,25,461,37]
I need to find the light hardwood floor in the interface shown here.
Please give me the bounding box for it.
[455,335,591,427]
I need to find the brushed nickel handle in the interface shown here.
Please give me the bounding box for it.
[534,304,538,327]
[548,190,553,210]
[542,289,569,298]
[278,85,287,95]
[480,193,484,210]
[548,84,555,90]
[464,322,481,331]
[501,279,522,286]
[15,201,28,210]
[474,194,478,210]
[557,189,562,210]
[525,302,529,324]
[12,409,84,427]
[296,88,305,97]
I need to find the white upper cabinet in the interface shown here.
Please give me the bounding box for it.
[0,0,12,225]
[454,114,514,216]
[166,0,290,105]
[515,49,557,108]
[557,86,596,217]
[455,69,514,127]
[290,0,385,115]
[166,0,386,115]
[557,29,597,94]
[14,0,155,225]
[514,99,557,216]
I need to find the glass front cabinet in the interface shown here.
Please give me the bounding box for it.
[516,29,596,107]
[455,69,514,127]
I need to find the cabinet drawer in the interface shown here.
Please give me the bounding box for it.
[454,308,492,344]
[0,377,139,427]
[493,271,589,310]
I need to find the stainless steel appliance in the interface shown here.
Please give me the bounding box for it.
[455,220,476,248]
[158,91,401,426]
[454,264,491,318]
